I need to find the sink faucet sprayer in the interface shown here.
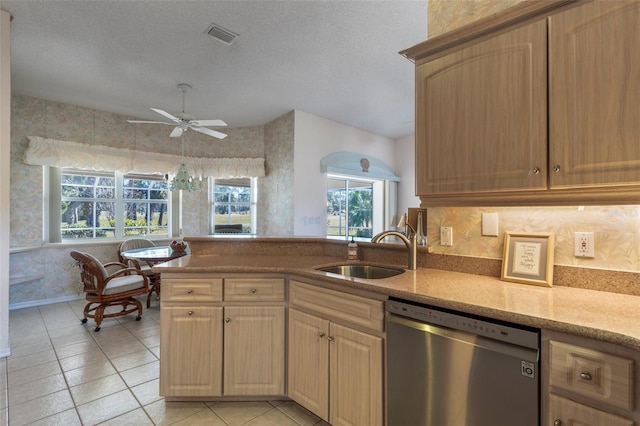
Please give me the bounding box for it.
[371,223,418,270]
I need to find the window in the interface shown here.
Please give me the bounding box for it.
[327,176,374,238]
[60,170,168,239]
[210,178,257,234]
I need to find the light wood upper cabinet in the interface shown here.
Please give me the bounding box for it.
[415,19,548,195]
[549,0,640,189]
[406,0,640,206]
[223,306,285,396]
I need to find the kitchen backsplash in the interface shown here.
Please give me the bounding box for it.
[426,206,640,273]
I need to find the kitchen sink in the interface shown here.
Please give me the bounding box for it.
[316,264,405,279]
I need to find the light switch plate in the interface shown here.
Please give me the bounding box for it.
[440,226,453,246]
[481,213,499,236]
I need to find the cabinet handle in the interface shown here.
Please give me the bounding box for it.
[531,166,541,174]
[187,289,193,294]
[187,311,194,316]
[553,420,562,426]
[580,371,592,381]
[553,165,561,172]
[225,317,231,323]
[319,332,326,338]
[327,336,334,342]
[250,288,257,293]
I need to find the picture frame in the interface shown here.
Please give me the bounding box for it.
[501,232,555,287]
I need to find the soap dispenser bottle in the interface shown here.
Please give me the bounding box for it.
[348,237,359,260]
[416,210,427,246]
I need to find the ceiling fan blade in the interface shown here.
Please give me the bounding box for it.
[150,108,181,123]
[127,119,174,125]
[191,125,227,139]
[189,119,227,127]
[169,126,183,138]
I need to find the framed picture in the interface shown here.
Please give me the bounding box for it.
[501,232,555,287]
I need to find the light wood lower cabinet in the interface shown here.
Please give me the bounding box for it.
[160,306,223,397]
[543,330,640,425]
[329,322,383,426]
[288,308,329,417]
[160,274,286,399]
[224,306,285,396]
[549,394,633,426]
[288,279,385,426]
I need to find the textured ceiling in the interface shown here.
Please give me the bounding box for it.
[2,1,427,139]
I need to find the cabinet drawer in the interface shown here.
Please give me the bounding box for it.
[289,280,384,332]
[224,278,285,302]
[549,394,633,426]
[162,278,223,302]
[549,340,634,411]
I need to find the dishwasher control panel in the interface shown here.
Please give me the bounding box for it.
[386,299,539,349]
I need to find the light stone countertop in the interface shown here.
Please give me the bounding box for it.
[154,254,640,350]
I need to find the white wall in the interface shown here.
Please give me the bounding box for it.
[293,110,397,237]
[1,9,11,356]
[394,133,420,217]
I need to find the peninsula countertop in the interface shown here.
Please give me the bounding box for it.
[154,254,640,350]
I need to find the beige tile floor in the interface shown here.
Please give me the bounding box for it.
[0,298,329,426]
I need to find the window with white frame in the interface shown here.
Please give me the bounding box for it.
[210,178,257,234]
[326,176,375,238]
[59,170,169,239]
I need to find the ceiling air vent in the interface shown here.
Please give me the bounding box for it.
[205,23,239,45]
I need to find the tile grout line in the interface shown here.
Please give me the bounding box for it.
[44,302,86,426]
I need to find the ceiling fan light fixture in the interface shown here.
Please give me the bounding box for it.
[170,163,203,192]
[205,23,239,45]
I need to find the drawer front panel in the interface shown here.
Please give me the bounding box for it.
[224,278,285,302]
[162,278,223,302]
[289,280,384,332]
[549,340,633,411]
[549,394,633,426]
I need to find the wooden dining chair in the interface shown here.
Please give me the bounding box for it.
[118,238,161,308]
[70,250,149,331]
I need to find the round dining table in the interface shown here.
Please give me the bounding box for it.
[120,245,188,264]
[120,245,189,306]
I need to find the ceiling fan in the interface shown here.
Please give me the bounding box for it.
[128,83,227,139]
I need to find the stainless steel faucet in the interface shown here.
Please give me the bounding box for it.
[371,226,418,270]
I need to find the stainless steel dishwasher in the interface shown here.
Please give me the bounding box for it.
[386,299,540,426]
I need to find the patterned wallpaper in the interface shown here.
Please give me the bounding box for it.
[260,111,295,237]
[9,95,293,306]
[426,206,640,272]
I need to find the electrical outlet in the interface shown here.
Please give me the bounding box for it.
[574,232,595,258]
[440,226,453,246]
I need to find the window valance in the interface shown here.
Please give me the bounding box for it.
[24,136,265,178]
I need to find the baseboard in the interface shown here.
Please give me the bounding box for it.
[9,294,84,311]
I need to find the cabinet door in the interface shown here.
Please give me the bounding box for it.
[288,308,330,421]
[415,19,547,195]
[160,306,222,397]
[329,323,383,426]
[549,395,634,426]
[223,306,285,396]
[549,1,640,189]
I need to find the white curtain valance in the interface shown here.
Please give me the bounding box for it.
[24,136,265,178]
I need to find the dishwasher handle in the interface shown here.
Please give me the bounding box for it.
[388,312,539,363]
